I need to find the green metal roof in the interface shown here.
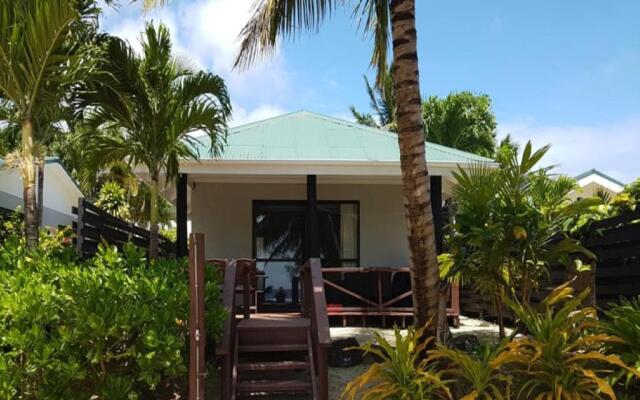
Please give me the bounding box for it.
[194,111,494,164]
[574,168,626,187]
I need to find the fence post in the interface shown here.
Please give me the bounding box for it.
[189,233,206,400]
[76,198,85,257]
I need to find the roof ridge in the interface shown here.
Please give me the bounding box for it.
[574,168,625,187]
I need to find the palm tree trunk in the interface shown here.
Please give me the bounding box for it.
[390,0,440,335]
[21,119,38,248]
[37,159,44,228]
[149,176,160,260]
[437,282,452,344]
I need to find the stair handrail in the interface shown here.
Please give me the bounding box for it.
[300,258,330,400]
[214,258,237,400]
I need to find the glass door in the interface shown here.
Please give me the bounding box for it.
[253,200,359,307]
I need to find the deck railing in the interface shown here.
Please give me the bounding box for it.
[322,266,460,327]
[299,258,331,400]
[215,258,238,400]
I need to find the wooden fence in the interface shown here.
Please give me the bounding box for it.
[461,206,640,319]
[72,198,176,259]
[0,206,15,218]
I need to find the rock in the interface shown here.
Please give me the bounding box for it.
[329,337,363,368]
[449,334,480,353]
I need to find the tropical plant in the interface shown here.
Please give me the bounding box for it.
[449,142,599,336]
[503,283,638,399]
[422,91,497,158]
[230,0,441,335]
[350,67,396,131]
[429,342,512,400]
[494,134,519,168]
[74,23,231,258]
[601,297,640,389]
[341,325,451,400]
[0,0,101,247]
[95,181,131,220]
[0,232,225,399]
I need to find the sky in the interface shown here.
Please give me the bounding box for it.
[100,0,640,183]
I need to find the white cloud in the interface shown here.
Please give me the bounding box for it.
[498,117,640,184]
[230,105,287,127]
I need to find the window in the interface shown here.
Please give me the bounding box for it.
[253,201,359,303]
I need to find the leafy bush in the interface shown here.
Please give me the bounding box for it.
[345,284,640,400]
[341,325,451,400]
[0,234,224,399]
[502,283,634,399]
[429,342,512,399]
[601,297,640,389]
[95,181,132,220]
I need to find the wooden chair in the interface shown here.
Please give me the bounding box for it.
[208,258,259,317]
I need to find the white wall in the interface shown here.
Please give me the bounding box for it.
[0,162,82,226]
[190,182,411,266]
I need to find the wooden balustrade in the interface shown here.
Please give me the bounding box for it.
[299,258,331,400]
[322,266,460,327]
[215,258,238,400]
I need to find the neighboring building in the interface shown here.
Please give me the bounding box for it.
[0,158,82,226]
[162,111,495,304]
[567,168,625,202]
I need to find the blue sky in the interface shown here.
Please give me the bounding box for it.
[100,0,640,182]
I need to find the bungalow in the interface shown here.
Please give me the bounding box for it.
[167,111,494,307]
[567,168,625,202]
[0,158,82,226]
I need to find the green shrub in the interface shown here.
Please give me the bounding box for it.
[601,297,640,390]
[0,234,224,399]
[341,325,451,400]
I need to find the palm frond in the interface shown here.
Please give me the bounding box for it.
[234,0,338,69]
[353,0,390,85]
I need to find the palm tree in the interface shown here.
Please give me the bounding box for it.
[350,67,396,131]
[0,0,100,247]
[74,23,231,259]
[233,0,440,332]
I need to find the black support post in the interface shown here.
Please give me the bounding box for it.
[176,173,188,259]
[430,175,443,254]
[306,175,320,259]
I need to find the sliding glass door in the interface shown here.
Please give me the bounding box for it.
[253,200,359,305]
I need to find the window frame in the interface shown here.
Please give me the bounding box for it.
[251,199,360,267]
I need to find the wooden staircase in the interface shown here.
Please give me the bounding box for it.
[234,315,316,398]
[216,259,331,400]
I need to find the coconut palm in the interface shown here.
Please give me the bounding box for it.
[350,67,396,131]
[74,23,231,259]
[0,0,100,247]
[231,0,440,332]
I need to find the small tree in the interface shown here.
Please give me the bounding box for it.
[95,181,131,220]
[75,23,231,258]
[422,91,497,158]
[449,142,598,336]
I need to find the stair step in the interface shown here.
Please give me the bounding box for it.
[237,317,310,331]
[237,361,310,372]
[237,379,312,394]
[238,343,309,353]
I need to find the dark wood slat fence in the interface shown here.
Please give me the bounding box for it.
[0,206,16,218]
[72,198,176,259]
[461,206,640,319]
